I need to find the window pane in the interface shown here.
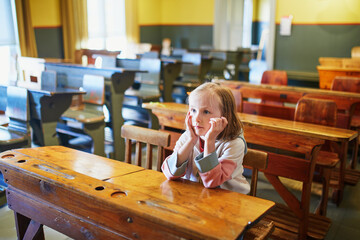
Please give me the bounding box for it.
[0,0,16,45]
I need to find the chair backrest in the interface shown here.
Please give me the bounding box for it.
[142,51,159,59]
[121,125,170,171]
[261,70,288,86]
[82,74,105,105]
[41,70,57,90]
[294,97,337,127]
[93,55,117,68]
[209,51,227,78]
[331,76,360,93]
[243,149,268,196]
[6,86,30,133]
[172,48,188,57]
[138,58,161,93]
[0,85,7,112]
[181,52,202,78]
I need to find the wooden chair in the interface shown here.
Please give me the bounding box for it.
[330,76,360,174]
[155,129,274,239]
[243,122,331,239]
[261,70,288,86]
[0,86,31,151]
[121,125,170,171]
[331,76,360,93]
[242,149,275,240]
[243,149,269,197]
[294,97,340,216]
[57,74,106,157]
[261,70,288,106]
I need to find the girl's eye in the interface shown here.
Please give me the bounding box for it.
[204,110,210,114]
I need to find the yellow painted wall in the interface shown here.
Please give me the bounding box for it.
[30,0,61,27]
[138,0,162,25]
[161,0,214,24]
[276,0,360,24]
[138,0,214,25]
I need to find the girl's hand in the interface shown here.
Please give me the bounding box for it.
[186,111,198,145]
[205,117,228,142]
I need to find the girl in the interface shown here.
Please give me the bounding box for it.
[162,82,250,194]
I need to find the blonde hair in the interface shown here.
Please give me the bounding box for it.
[188,82,243,141]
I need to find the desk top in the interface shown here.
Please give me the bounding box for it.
[143,102,358,142]
[0,146,274,240]
[0,84,86,97]
[213,79,360,100]
[26,87,86,96]
[45,62,145,73]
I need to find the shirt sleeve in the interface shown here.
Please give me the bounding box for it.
[161,132,189,179]
[194,138,245,188]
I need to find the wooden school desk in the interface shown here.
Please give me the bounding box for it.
[0,84,85,147]
[45,62,140,161]
[143,102,358,206]
[0,146,275,240]
[27,87,86,147]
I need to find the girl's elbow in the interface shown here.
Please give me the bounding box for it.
[202,180,220,189]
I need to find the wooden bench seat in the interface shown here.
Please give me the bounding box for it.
[264,203,331,240]
[331,168,360,186]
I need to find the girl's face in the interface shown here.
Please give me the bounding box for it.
[188,91,222,137]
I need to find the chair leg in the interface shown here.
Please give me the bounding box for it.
[350,134,359,169]
[315,167,331,216]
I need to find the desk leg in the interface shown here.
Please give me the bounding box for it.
[83,121,106,157]
[146,109,160,130]
[332,141,348,206]
[162,62,181,102]
[14,212,45,240]
[109,72,135,161]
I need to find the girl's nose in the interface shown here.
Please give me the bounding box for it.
[194,113,201,122]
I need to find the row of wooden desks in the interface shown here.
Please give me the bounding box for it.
[143,102,358,206]
[0,146,275,240]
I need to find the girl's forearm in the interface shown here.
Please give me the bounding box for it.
[176,139,195,166]
[204,139,215,157]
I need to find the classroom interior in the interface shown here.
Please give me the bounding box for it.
[1,0,360,239]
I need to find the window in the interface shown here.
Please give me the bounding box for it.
[242,0,253,48]
[87,0,126,51]
[0,0,20,85]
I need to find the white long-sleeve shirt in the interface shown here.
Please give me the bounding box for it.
[162,131,250,194]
